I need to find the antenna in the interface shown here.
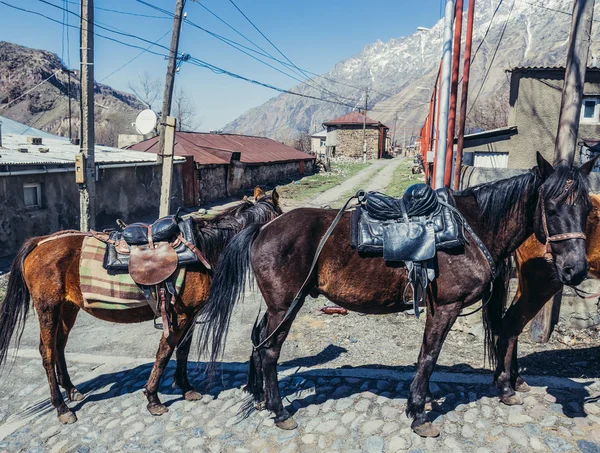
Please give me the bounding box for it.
[135,109,158,135]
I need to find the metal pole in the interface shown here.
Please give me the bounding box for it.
[158,0,185,164]
[79,0,95,231]
[434,0,455,189]
[444,0,463,187]
[362,87,368,163]
[554,0,595,166]
[453,0,476,190]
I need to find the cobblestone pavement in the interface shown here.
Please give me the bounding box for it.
[1,349,599,453]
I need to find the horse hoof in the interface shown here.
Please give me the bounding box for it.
[69,389,84,402]
[275,417,298,430]
[500,394,522,406]
[58,411,77,424]
[515,380,531,393]
[412,421,440,438]
[255,401,266,411]
[184,390,202,401]
[147,403,169,416]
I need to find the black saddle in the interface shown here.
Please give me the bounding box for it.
[351,184,465,316]
[122,216,181,245]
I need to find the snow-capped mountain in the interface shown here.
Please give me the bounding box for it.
[224,0,600,141]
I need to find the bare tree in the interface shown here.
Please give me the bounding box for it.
[128,72,162,110]
[293,128,312,154]
[466,86,509,133]
[173,87,200,131]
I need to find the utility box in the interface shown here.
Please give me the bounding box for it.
[75,153,85,184]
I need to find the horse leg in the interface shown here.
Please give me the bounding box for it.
[407,301,461,438]
[37,304,76,424]
[244,313,268,410]
[144,318,185,415]
[55,302,83,402]
[260,304,304,430]
[512,340,530,393]
[174,321,201,401]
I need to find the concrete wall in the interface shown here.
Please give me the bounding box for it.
[0,164,184,257]
[463,69,600,169]
[311,136,326,157]
[330,126,380,159]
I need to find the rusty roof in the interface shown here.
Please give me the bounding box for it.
[129,132,315,165]
[323,111,387,127]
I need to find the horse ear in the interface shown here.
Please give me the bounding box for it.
[271,187,280,207]
[580,154,600,175]
[254,186,265,200]
[536,152,554,179]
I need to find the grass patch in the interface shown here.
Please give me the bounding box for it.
[384,159,424,198]
[278,162,371,202]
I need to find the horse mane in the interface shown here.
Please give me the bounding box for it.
[455,169,541,234]
[540,164,591,207]
[191,199,278,267]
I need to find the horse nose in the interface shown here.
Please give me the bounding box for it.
[561,265,587,286]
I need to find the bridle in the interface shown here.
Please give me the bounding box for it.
[539,181,587,263]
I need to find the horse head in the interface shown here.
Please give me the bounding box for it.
[534,152,599,285]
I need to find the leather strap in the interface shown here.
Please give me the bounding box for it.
[178,233,212,270]
[148,225,154,250]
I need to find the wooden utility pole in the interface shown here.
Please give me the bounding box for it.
[158,0,185,164]
[79,0,96,231]
[159,117,177,217]
[554,0,595,165]
[158,0,185,216]
[362,87,369,163]
[66,69,73,142]
[530,0,595,343]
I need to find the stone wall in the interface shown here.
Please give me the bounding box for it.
[0,164,184,257]
[228,160,314,194]
[335,128,380,159]
[197,165,228,203]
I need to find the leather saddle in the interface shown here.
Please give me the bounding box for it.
[350,184,465,315]
[98,214,210,337]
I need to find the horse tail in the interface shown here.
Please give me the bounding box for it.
[482,260,510,368]
[198,223,263,373]
[0,238,37,369]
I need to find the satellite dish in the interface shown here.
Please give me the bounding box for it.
[135,109,158,135]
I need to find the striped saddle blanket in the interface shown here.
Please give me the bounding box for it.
[79,236,186,310]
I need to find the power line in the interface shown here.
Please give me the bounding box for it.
[0,70,61,110]
[66,0,170,19]
[467,0,515,119]
[99,29,172,82]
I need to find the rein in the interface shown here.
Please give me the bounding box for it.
[539,183,587,263]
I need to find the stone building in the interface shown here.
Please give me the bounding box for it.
[461,66,600,169]
[0,116,188,257]
[130,132,315,202]
[323,112,389,159]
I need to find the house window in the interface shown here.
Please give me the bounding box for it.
[23,183,42,209]
[319,138,326,147]
[581,97,600,123]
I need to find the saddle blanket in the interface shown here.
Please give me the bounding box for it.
[79,236,186,310]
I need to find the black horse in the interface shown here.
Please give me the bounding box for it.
[199,153,596,437]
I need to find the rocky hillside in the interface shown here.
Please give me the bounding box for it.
[0,42,144,146]
[224,0,600,141]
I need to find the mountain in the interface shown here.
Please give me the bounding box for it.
[0,41,145,146]
[224,0,600,141]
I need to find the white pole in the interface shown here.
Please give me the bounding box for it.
[434,0,455,189]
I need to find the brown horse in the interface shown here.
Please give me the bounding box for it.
[0,188,281,424]
[198,153,596,438]
[486,193,600,406]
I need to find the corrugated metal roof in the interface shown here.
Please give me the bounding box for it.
[323,111,386,127]
[129,132,315,165]
[0,115,60,139]
[311,130,327,138]
[508,66,600,72]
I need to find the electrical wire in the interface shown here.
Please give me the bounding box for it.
[99,29,172,82]
[65,0,170,19]
[0,70,61,110]
[466,0,515,120]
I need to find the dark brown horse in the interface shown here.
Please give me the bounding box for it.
[0,188,281,424]
[485,193,600,406]
[198,153,596,438]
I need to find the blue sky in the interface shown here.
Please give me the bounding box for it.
[0,0,443,130]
